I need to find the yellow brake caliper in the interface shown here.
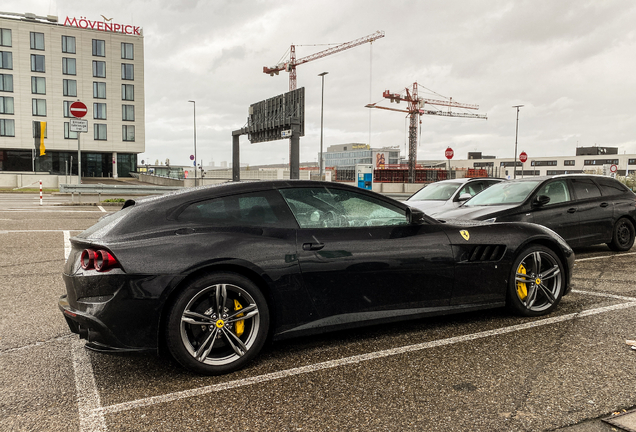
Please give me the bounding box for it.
[234,299,244,337]
[516,264,528,300]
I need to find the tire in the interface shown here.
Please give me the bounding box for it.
[607,218,635,252]
[166,272,269,375]
[507,245,565,317]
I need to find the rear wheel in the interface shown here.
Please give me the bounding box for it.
[607,218,635,251]
[507,245,564,316]
[166,273,269,375]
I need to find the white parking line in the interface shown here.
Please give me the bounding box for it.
[72,340,107,432]
[575,251,636,262]
[98,206,106,212]
[93,298,636,417]
[64,230,71,261]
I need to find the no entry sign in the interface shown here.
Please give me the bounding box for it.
[519,151,528,163]
[445,147,454,160]
[70,101,88,118]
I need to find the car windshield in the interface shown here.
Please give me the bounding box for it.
[464,180,542,206]
[408,182,462,201]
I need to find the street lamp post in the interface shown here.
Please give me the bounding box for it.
[512,105,523,179]
[188,100,197,186]
[318,72,328,179]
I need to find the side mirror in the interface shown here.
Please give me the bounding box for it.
[533,195,551,207]
[457,193,472,202]
[406,206,428,225]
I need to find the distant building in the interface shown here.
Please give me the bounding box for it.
[449,146,636,178]
[324,143,400,170]
[0,12,144,177]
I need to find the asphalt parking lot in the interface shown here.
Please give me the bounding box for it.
[1,192,635,432]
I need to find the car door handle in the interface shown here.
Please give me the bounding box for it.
[175,228,195,235]
[303,242,325,251]
[567,208,577,213]
[600,202,609,208]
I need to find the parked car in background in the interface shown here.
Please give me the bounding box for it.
[60,180,573,375]
[434,174,636,250]
[406,177,503,216]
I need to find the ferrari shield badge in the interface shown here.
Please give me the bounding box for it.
[460,230,470,241]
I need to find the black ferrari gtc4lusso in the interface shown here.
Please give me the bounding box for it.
[59,180,574,375]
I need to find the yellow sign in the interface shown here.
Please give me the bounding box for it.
[352,144,369,149]
[460,230,470,241]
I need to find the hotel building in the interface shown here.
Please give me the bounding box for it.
[0,11,144,178]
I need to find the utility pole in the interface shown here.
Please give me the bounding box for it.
[512,105,523,179]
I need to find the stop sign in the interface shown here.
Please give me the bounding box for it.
[70,101,87,118]
[445,147,454,160]
[519,151,528,163]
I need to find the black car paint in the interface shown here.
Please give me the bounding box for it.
[59,180,574,353]
[436,175,636,248]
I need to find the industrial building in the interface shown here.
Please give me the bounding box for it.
[0,11,144,178]
[448,146,636,178]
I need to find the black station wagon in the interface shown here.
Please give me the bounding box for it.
[435,174,636,250]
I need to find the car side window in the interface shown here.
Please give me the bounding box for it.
[596,178,629,196]
[536,180,571,205]
[178,191,293,227]
[279,187,407,228]
[571,178,602,200]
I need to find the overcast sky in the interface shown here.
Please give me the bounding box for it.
[8,0,636,167]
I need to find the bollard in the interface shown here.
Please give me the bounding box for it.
[39,180,42,206]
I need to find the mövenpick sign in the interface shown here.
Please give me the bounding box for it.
[64,16,141,35]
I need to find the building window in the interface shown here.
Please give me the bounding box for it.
[0,29,11,47]
[122,125,135,141]
[0,96,14,114]
[0,118,14,136]
[31,77,46,94]
[64,122,78,139]
[62,35,75,53]
[92,39,105,57]
[94,124,107,140]
[93,82,106,99]
[121,42,134,59]
[31,54,45,72]
[584,159,619,166]
[63,79,76,97]
[0,51,13,69]
[564,160,575,166]
[0,74,12,92]
[93,61,106,78]
[62,57,76,75]
[531,160,557,167]
[30,32,45,50]
[628,159,636,165]
[63,101,72,118]
[121,64,134,80]
[32,99,47,116]
[122,104,134,121]
[121,84,134,101]
[93,103,107,119]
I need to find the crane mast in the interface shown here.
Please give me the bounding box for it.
[366,82,487,183]
[264,31,385,90]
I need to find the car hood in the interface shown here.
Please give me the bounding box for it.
[434,204,519,220]
[405,200,446,213]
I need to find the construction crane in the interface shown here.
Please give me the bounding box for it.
[264,31,385,91]
[366,82,487,183]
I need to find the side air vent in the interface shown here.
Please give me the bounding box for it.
[463,245,506,262]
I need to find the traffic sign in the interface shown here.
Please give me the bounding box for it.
[610,164,618,173]
[69,118,88,132]
[519,151,528,163]
[445,147,454,160]
[70,101,88,118]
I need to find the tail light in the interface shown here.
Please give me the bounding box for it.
[80,249,120,272]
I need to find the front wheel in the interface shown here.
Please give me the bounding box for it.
[166,273,269,375]
[607,218,635,251]
[507,245,565,317]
